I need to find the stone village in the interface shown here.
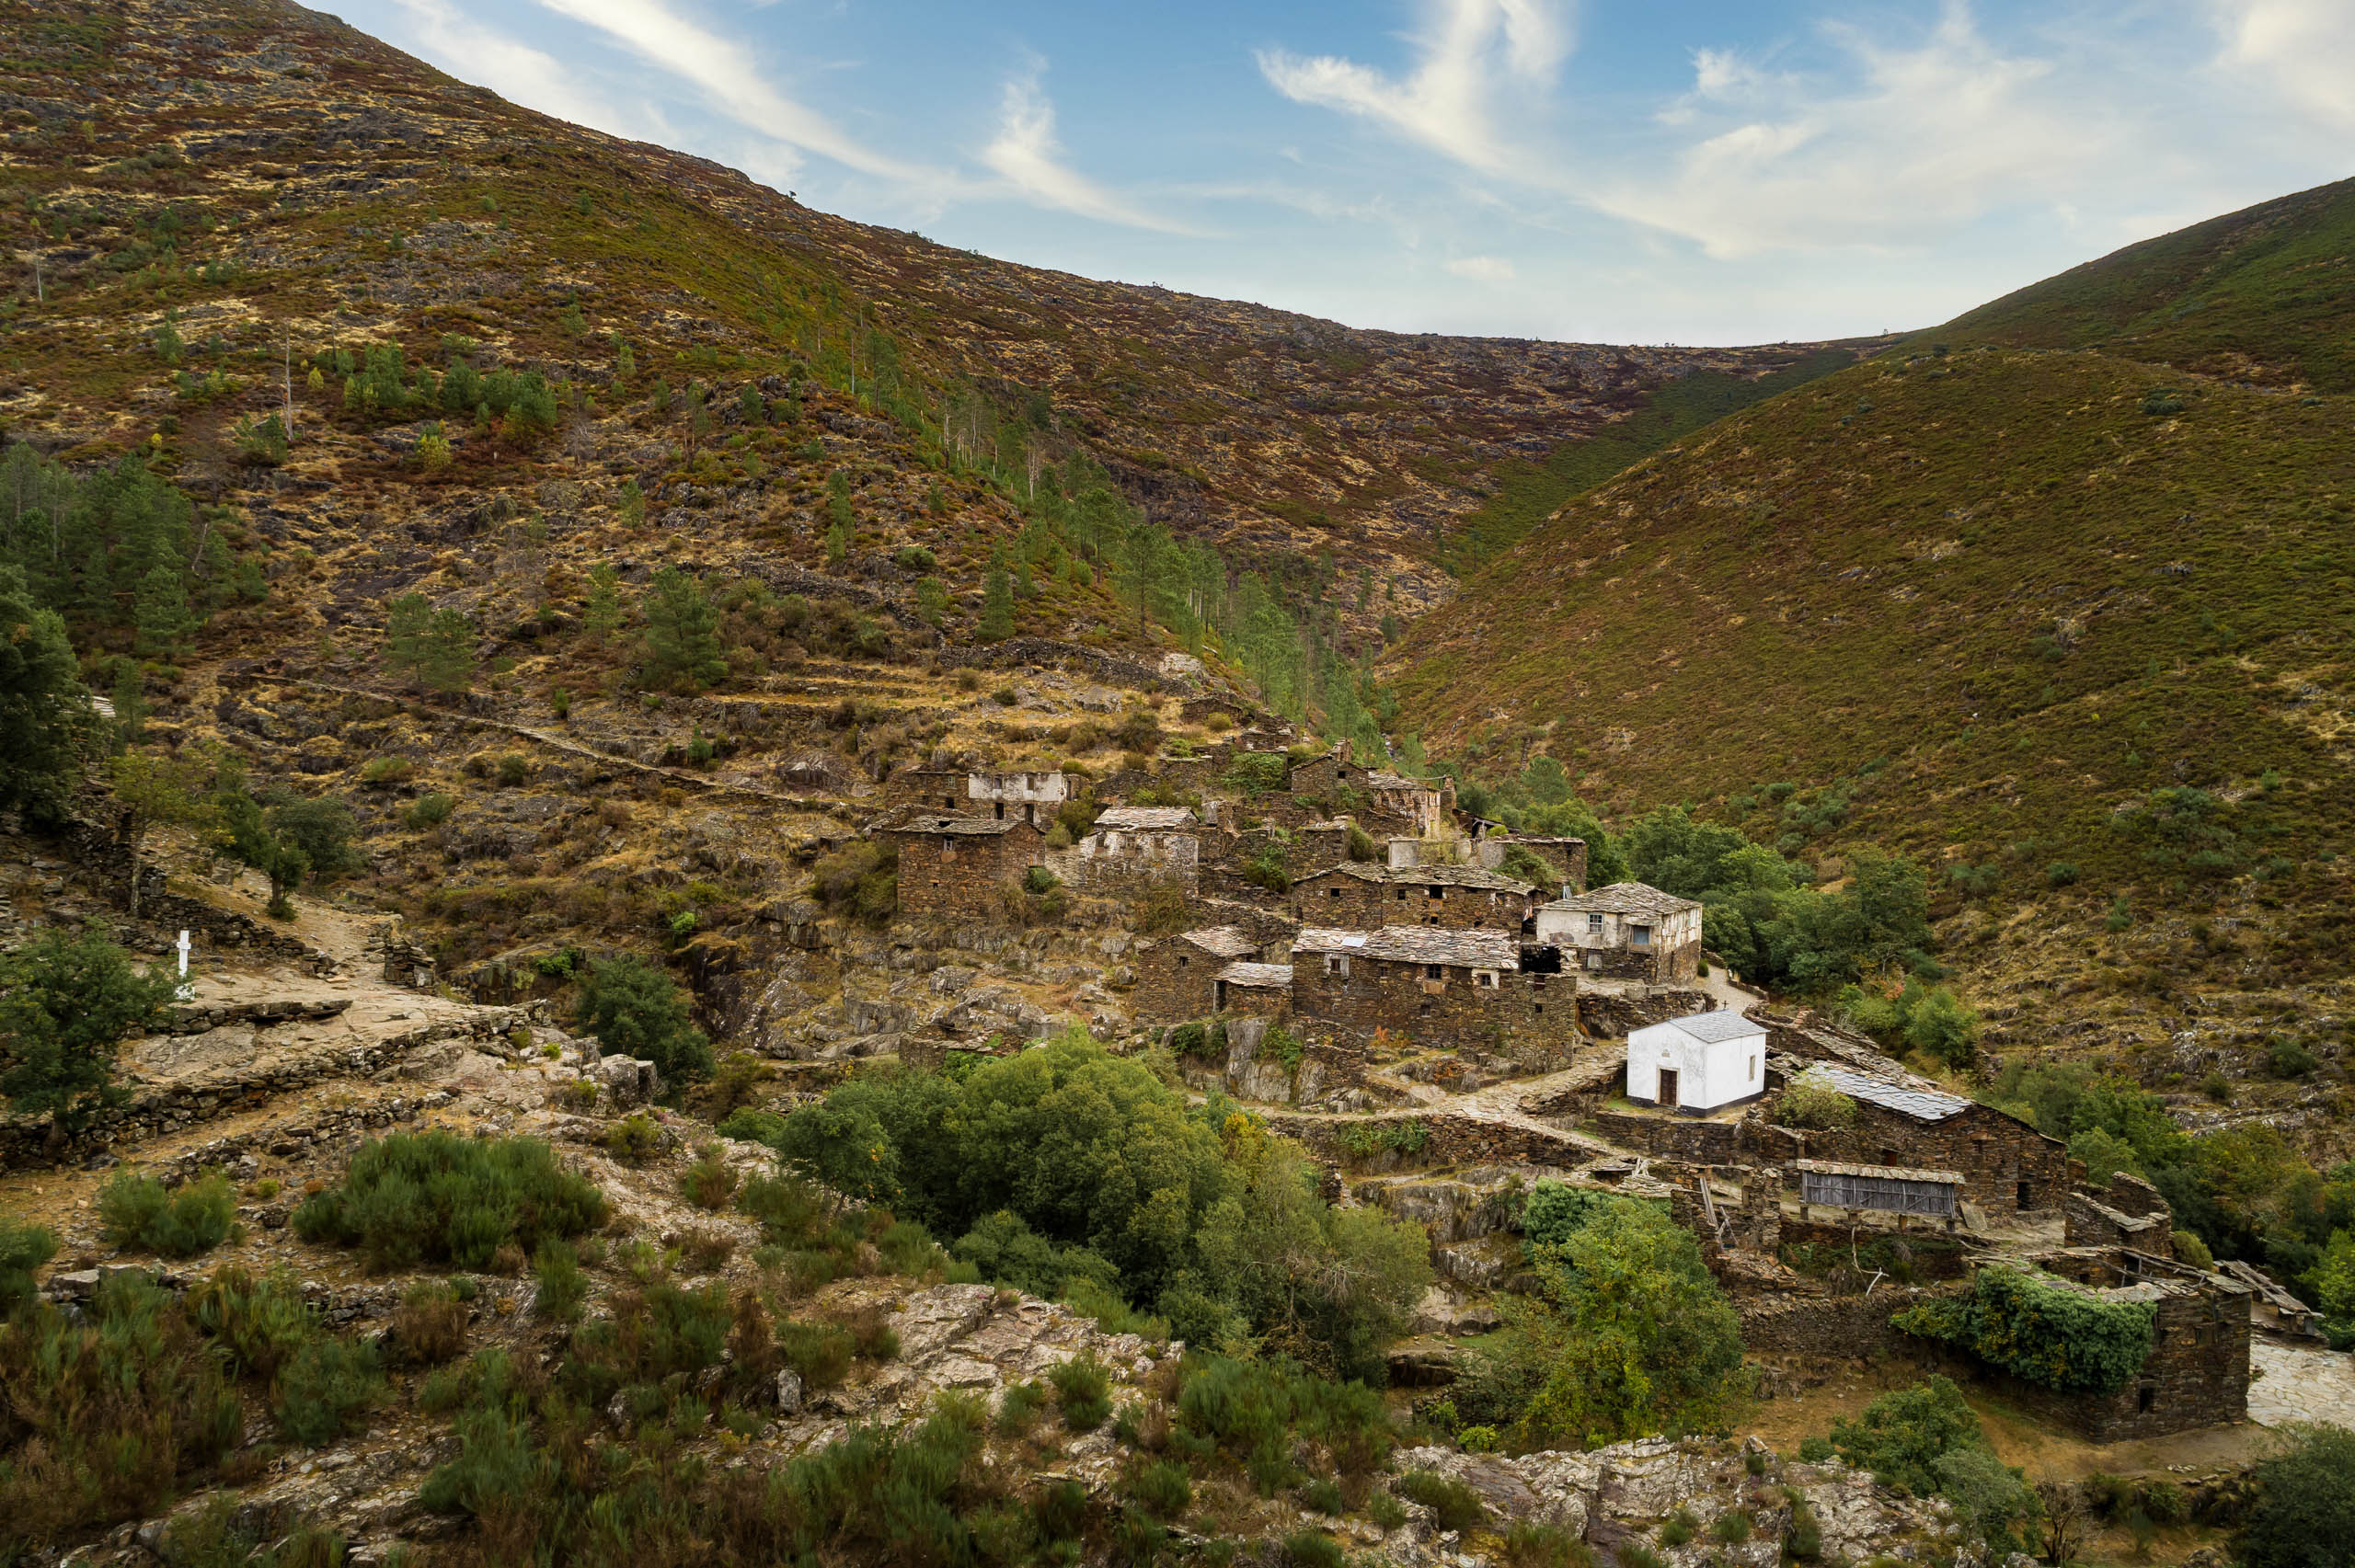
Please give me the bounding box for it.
[845,715,2290,1447]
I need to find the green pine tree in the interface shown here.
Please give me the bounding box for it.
[385,592,432,684]
[980,560,1016,642]
[110,659,147,749]
[0,564,95,824]
[582,562,623,636]
[420,608,475,694]
[643,567,725,690]
[1,925,175,1144]
[154,308,183,365]
[132,563,196,657]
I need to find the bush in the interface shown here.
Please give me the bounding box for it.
[97,1169,236,1256]
[1658,1508,1697,1545]
[291,1131,605,1270]
[1175,1355,1394,1496]
[2238,1424,2355,1568]
[533,1240,586,1321]
[404,791,454,828]
[0,1215,57,1310]
[603,1112,665,1165]
[274,1333,385,1446]
[1773,1070,1857,1130]
[0,1275,243,1549]
[810,840,898,920]
[1394,1470,1487,1533]
[1282,1530,1345,1568]
[575,954,713,1084]
[390,1278,469,1365]
[190,1265,316,1380]
[1815,1377,1988,1497]
[2172,1230,2215,1269]
[681,1143,739,1209]
[1050,1352,1113,1432]
[1132,1459,1192,1518]
[2268,1037,2320,1079]
[1505,1521,1592,1568]
[1893,1267,2155,1395]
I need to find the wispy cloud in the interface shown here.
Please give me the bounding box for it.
[531,0,936,184]
[1258,0,1572,178]
[979,65,1198,234]
[1445,254,1516,281]
[2209,0,2355,129]
[387,0,645,140]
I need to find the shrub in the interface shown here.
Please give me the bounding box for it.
[389,1278,469,1366]
[291,1131,606,1270]
[97,1169,236,1256]
[1132,1459,1192,1518]
[996,1379,1049,1436]
[1773,1070,1857,1130]
[0,1215,57,1310]
[189,1265,316,1380]
[2268,1037,2320,1079]
[1932,1448,2039,1551]
[0,1275,243,1548]
[274,1334,385,1446]
[405,792,454,828]
[2172,1230,2214,1269]
[2237,1424,2355,1568]
[1175,1356,1394,1496]
[681,1143,739,1208]
[532,1240,586,1321]
[1814,1377,1989,1497]
[1710,1509,1752,1543]
[361,755,414,787]
[2046,862,2079,887]
[1658,1507,1697,1545]
[1505,1521,1592,1568]
[1394,1470,1487,1534]
[576,954,713,1083]
[1368,1489,1409,1531]
[1283,1531,1345,1568]
[603,1113,665,1166]
[810,840,898,920]
[1300,1475,1345,1515]
[1893,1267,2155,1395]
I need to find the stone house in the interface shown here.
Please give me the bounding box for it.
[2065,1172,2175,1254]
[1626,1008,1768,1113]
[1472,834,1589,896]
[1213,961,1292,1016]
[1790,1066,2069,1215]
[1980,1250,2250,1441]
[1290,926,1578,1060]
[1052,805,1200,894]
[1133,926,1264,1020]
[880,762,969,811]
[968,769,1070,827]
[1534,882,1704,983]
[1365,772,1450,835]
[874,814,1045,921]
[1289,862,1537,932]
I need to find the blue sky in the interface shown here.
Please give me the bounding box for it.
[341,0,2355,346]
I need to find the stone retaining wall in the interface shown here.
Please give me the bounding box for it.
[1738,1282,1967,1356]
[1265,1108,1590,1171]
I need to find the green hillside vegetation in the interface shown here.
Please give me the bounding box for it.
[1924,176,2355,393]
[1450,346,1865,567]
[1396,344,2355,934]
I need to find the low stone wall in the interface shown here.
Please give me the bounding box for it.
[0,1007,540,1171]
[160,998,350,1036]
[45,817,335,970]
[1738,1282,1966,1356]
[1576,987,1709,1041]
[1265,1108,1591,1171]
[148,1090,455,1184]
[1586,1108,1750,1163]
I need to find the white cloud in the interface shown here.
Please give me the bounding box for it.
[2209,0,2355,129]
[531,0,934,183]
[385,0,646,140]
[1258,0,1573,177]
[1594,4,2117,258]
[979,67,1197,234]
[1445,254,1516,280]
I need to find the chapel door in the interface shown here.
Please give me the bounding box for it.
[1658,1069,1680,1108]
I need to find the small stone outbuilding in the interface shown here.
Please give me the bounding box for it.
[875,815,1046,921]
[1056,805,1200,894]
[1791,1066,2068,1215]
[1290,926,1578,1062]
[1534,882,1704,984]
[1134,927,1264,1020]
[1213,961,1292,1016]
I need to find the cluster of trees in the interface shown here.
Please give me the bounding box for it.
[0,444,265,658]
[1989,1059,2355,1338]
[317,342,560,435]
[738,1035,1430,1381]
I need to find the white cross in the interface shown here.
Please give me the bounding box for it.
[175,929,195,1001]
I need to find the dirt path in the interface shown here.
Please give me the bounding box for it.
[2249,1336,2355,1430]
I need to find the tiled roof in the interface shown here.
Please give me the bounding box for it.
[1215,961,1292,988]
[1304,863,1534,893]
[1541,880,1702,917]
[1641,1007,1763,1045]
[1293,926,1520,970]
[1178,926,1260,959]
[1815,1066,1974,1122]
[1094,806,1198,831]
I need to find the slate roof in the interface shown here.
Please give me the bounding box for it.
[1302,862,1534,894]
[1178,927,1260,960]
[1215,961,1293,988]
[1365,772,1435,792]
[1795,1158,1964,1185]
[881,813,1027,837]
[1292,926,1520,971]
[1640,1008,1764,1045]
[1093,806,1199,831]
[1814,1066,1975,1122]
[1541,881,1702,917]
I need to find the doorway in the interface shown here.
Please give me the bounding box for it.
[1658,1069,1680,1107]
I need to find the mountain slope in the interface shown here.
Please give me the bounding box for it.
[1921,176,2355,393]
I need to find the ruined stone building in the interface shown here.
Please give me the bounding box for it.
[1132,926,1265,1019]
[1986,1250,2250,1441]
[1288,862,1537,931]
[1213,961,1292,1015]
[880,761,969,810]
[1471,834,1589,896]
[1533,882,1704,983]
[874,815,1045,921]
[1051,805,1200,893]
[2064,1171,2176,1254]
[1365,771,1450,835]
[1784,1066,2068,1216]
[969,769,1070,827]
[1626,1008,1769,1112]
[1290,926,1578,1061]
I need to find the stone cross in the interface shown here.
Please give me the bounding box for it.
[176,929,195,1001]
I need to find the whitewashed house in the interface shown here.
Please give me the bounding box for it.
[1626,1008,1768,1114]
